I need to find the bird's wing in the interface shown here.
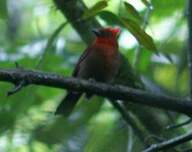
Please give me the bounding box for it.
[72,45,93,77]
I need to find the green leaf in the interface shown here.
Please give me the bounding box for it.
[136,49,152,72]
[82,1,108,20]
[141,0,151,7]
[124,2,142,24]
[0,0,8,20]
[98,11,123,26]
[99,11,157,52]
[120,18,157,51]
[36,22,68,68]
[152,0,184,18]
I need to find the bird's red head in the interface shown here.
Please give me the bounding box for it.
[92,27,120,38]
[92,27,120,47]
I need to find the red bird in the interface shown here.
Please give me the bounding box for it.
[55,27,121,116]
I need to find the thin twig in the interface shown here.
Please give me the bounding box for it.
[7,80,26,96]
[166,118,192,130]
[127,126,133,152]
[143,131,192,152]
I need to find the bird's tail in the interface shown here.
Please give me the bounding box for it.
[55,92,82,116]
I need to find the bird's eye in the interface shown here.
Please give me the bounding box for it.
[92,29,102,37]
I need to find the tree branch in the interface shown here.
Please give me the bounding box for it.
[166,118,192,130]
[187,0,192,97]
[143,131,192,152]
[53,0,100,44]
[110,100,147,142]
[0,68,192,116]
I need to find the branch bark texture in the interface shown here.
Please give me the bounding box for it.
[54,0,100,44]
[0,68,192,116]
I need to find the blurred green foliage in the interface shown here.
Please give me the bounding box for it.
[0,0,190,151]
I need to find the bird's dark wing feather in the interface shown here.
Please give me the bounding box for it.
[72,45,93,77]
[55,45,93,116]
[55,92,82,116]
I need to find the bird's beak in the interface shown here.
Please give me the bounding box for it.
[92,29,101,37]
[112,27,121,36]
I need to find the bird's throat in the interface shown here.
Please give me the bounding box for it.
[95,37,118,48]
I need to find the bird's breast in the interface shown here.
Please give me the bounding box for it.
[78,46,120,82]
